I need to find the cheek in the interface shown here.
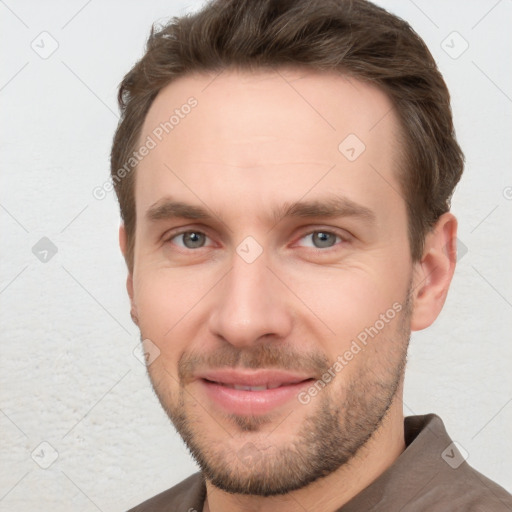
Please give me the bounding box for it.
[133,274,186,378]
[134,269,201,325]
[288,264,408,349]
[133,268,219,368]
[133,275,169,332]
[132,274,182,355]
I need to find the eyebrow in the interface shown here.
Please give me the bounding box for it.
[145,195,376,226]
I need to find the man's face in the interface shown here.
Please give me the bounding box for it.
[129,68,414,495]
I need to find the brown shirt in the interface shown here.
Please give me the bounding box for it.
[127,414,512,511]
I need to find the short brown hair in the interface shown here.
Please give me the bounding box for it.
[111,0,464,272]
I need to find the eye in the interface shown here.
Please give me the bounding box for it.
[167,230,212,249]
[297,230,344,249]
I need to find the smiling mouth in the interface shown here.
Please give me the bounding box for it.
[197,371,317,415]
[202,378,314,391]
[195,368,315,415]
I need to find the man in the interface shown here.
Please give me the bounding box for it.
[110,0,512,510]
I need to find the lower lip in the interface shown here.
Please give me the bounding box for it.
[199,379,313,415]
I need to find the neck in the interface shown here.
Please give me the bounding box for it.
[203,391,405,512]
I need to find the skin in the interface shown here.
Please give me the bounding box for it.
[120,68,457,512]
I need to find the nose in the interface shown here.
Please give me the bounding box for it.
[207,251,293,348]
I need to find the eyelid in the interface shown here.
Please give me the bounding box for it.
[293,227,351,250]
[163,226,215,247]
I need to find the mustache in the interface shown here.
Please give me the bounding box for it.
[178,343,330,383]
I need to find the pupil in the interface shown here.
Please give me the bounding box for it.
[314,232,334,248]
[184,232,204,248]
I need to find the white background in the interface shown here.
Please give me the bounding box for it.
[1,0,511,510]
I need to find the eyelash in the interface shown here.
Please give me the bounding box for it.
[164,227,349,253]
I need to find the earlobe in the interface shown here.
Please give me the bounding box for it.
[119,224,139,326]
[410,213,458,331]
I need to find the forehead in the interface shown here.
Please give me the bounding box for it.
[135,68,404,223]
[141,67,398,151]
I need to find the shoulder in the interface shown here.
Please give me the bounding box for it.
[400,414,512,511]
[406,462,512,511]
[127,472,205,512]
[342,414,512,512]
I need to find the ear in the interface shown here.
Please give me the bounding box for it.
[119,224,138,326]
[410,212,458,331]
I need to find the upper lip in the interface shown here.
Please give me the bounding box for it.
[198,369,313,388]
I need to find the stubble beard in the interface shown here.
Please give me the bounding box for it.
[146,295,411,496]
